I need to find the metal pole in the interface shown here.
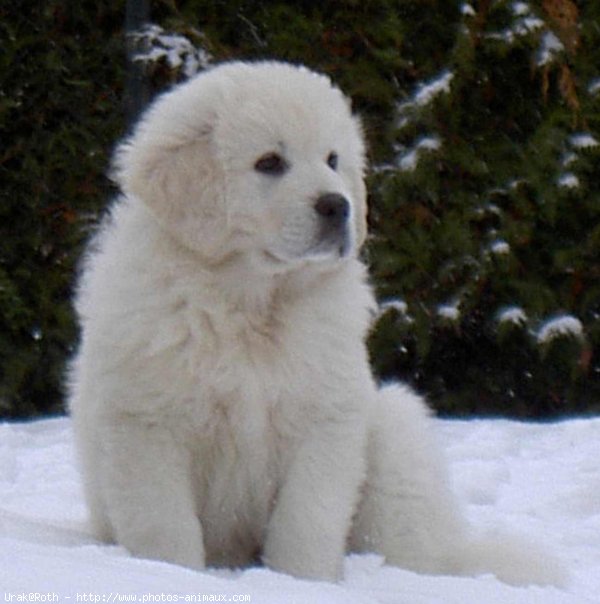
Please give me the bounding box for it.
[124,0,150,125]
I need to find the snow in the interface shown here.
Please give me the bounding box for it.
[475,203,502,219]
[489,240,510,255]
[415,137,441,152]
[509,16,545,40]
[437,303,460,321]
[132,24,212,79]
[537,31,564,66]
[589,79,600,96]
[486,4,544,45]
[537,315,584,344]
[512,2,531,17]
[2,415,600,602]
[378,299,408,315]
[569,134,599,149]
[557,173,580,189]
[376,299,413,324]
[398,149,420,172]
[397,137,441,172]
[413,72,454,107]
[497,306,528,326]
[557,135,600,188]
[461,3,476,17]
[561,152,577,168]
[395,72,453,132]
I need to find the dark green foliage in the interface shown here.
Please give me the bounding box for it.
[157,0,461,161]
[0,1,126,417]
[1,0,598,418]
[368,1,600,417]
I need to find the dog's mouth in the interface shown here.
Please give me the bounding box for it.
[306,231,352,260]
[263,232,351,268]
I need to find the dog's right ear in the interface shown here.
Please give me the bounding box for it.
[111,98,228,259]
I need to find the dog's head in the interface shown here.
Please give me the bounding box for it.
[113,61,367,272]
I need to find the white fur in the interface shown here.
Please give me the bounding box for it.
[69,61,564,585]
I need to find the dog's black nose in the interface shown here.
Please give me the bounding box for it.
[314,193,350,227]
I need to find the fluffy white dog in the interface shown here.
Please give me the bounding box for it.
[69,61,563,585]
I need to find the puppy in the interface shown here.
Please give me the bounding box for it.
[69,61,564,585]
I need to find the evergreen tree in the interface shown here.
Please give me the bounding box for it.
[120,0,600,418]
[0,1,126,416]
[1,1,598,418]
[146,0,466,161]
[368,0,600,417]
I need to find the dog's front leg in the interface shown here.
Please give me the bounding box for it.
[99,418,206,569]
[263,412,367,581]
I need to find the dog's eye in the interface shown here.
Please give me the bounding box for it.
[254,152,289,176]
[326,151,338,171]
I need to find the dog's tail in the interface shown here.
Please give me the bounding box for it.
[454,530,568,587]
[355,383,568,588]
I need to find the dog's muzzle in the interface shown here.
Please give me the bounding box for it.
[314,193,352,257]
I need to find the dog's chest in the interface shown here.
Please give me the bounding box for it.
[180,300,311,440]
[167,277,353,455]
[189,317,309,534]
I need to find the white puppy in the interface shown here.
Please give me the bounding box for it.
[69,61,563,585]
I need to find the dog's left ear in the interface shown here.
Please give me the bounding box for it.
[111,86,229,259]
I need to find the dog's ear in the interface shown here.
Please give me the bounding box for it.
[112,104,228,259]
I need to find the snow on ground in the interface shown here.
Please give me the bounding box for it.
[1,415,600,603]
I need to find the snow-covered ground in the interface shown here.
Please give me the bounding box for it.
[1,415,599,603]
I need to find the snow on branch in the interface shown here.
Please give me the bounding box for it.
[486,2,544,45]
[488,239,511,256]
[557,173,580,189]
[376,299,413,323]
[437,301,461,322]
[589,79,600,96]
[130,24,212,79]
[497,306,528,326]
[537,31,564,66]
[461,3,476,17]
[396,70,454,128]
[569,133,599,149]
[537,315,584,344]
[413,71,454,107]
[397,136,442,172]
